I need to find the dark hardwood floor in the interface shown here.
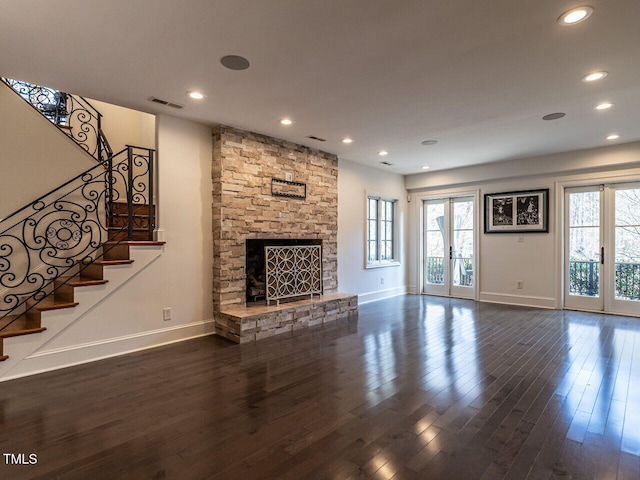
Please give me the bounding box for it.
[1,295,640,479]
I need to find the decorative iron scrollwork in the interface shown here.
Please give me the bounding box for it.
[265,245,322,306]
[3,78,68,125]
[0,146,156,327]
[3,78,112,162]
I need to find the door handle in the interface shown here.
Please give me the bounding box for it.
[449,246,453,260]
[601,246,604,265]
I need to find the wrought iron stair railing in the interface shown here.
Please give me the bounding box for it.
[2,78,113,162]
[0,146,156,333]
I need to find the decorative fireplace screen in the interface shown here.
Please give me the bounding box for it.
[265,245,322,306]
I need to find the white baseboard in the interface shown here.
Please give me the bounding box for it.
[479,291,556,309]
[358,286,408,304]
[1,320,215,382]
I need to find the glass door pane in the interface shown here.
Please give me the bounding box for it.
[424,201,446,289]
[611,187,640,314]
[452,199,474,288]
[565,188,603,311]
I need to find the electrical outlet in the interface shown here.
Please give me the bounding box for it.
[285,172,293,182]
[162,307,172,321]
[380,277,385,285]
[517,281,524,289]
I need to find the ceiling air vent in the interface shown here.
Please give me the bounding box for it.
[306,135,327,142]
[149,97,184,109]
[380,161,394,166]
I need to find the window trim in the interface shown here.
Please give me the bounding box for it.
[366,193,400,268]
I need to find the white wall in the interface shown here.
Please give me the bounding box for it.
[0,115,214,380]
[406,141,640,309]
[90,98,156,153]
[338,159,408,303]
[0,82,95,219]
[405,141,640,190]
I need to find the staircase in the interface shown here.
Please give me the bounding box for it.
[0,78,160,365]
[0,205,164,362]
[0,241,164,363]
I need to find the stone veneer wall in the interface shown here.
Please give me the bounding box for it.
[212,125,339,312]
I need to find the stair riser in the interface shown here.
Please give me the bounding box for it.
[111,203,154,216]
[104,244,131,260]
[108,230,151,241]
[110,216,151,228]
[82,263,104,280]
[0,315,41,335]
[55,285,75,303]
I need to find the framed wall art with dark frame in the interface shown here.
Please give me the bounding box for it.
[271,178,307,199]
[484,189,549,233]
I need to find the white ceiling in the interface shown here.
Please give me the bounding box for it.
[2,0,639,175]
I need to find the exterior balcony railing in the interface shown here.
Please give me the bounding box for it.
[425,256,473,286]
[615,262,640,300]
[568,260,640,300]
[568,260,600,296]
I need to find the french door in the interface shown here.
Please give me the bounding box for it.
[565,184,640,315]
[423,197,475,299]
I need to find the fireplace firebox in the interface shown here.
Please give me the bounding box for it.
[245,239,322,304]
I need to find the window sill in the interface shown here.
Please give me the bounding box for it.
[366,261,401,269]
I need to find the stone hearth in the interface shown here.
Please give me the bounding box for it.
[217,293,357,343]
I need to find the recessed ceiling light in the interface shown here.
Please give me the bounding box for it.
[421,140,438,146]
[422,166,430,170]
[595,102,614,110]
[378,150,388,156]
[186,91,205,100]
[220,55,250,71]
[342,138,353,144]
[607,134,620,140]
[558,6,593,25]
[280,118,293,125]
[581,71,608,82]
[542,112,566,121]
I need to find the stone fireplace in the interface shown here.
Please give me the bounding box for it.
[211,125,356,343]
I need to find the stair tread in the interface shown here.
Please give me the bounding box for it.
[108,226,151,231]
[95,259,135,266]
[0,327,46,339]
[35,297,79,311]
[111,212,150,217]
[66,277,109,287]
[105,241,165,246]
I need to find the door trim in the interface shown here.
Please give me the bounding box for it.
[559,180,640,316]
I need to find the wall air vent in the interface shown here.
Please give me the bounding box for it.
[149,97,184,109]
[306,135,327,142]
[380,161,394,166]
